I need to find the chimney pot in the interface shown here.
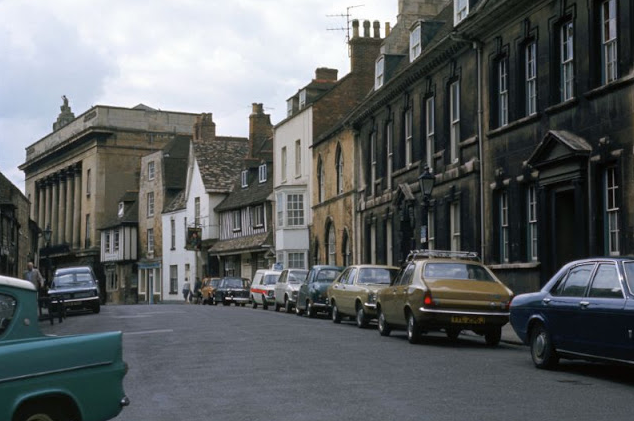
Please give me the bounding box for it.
[385,22,391,37]
[352,19,360,38]
[251,103,263,114]
[373,20,381,38]
[315,67,338,82]
[363,20,370,37]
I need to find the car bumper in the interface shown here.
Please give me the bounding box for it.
[225,297,250,304]
[49,296,99,307]
[416,307,509,328]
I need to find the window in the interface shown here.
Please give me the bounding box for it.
[342,231,351,267]
[554,264,594,297]
[253,204,264,228]
[288,252,305,269]
[589,263,622,298]
[281,147,287,182]
[327,224,336,265]
[147,192,155,217]
[105,231,111,253]
[232,210,242,232]
[450,81,460,163]
[259,163,267,183]
[499,59,509,126]
[601,0,618,84]
[147,228,154,253]
[148,161,155,180]
[194,197,200,227]
[118,202,124,218]
[86,169,91,196]
[425,96,435,169]
[410,23,421,61]
[85,214,91,247]
[405,108,413,166]
[286,99,293,117]
[114,230,120,252]
[241,170,248,188]
[606,167,620,255]
[561,21,574,101]
[335,145,343,195]
[170,265,178,293]
[299,90,307,109]
[427,210,435,250]
[170,219,176,250]
[450,202,460,251]
[287,194,304,226]
[527,185,538,261]
[106,271,117,292]
[526,41,537,115]
[375,56,385,89]
[500,191,509,263]
[386,121,393,190]
[276,193,284,227]
[370,131,376,196]
[295,140,301,177]
[454,0,469,25]
[318,157,325,203]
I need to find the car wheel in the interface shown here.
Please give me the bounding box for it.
[485,327,502,346]
[240,303,245,307]
[251,296,257,309]
[295,304,304,316]
[306,301,316,318]
[377,309,391,336]
[331,302,342,324]
[274,302,281,312]
[446,328,460,341]
[92,302,101,314]
[530,324,559,369]
[15,403,66,421]
[406,312,422,344]
[222,300,229,306]
[284,298,293,313]
[355,305,368,329]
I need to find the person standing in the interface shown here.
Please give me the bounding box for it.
[24,261,44,291]
[193,277,202,304]
[182,278,191,304]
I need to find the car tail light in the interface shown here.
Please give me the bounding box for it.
[423,290,433,307]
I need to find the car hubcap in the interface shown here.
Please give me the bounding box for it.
[534,332,546,359]
[408,317,414,338]
[357,309,363,325]
[379,313,385,331]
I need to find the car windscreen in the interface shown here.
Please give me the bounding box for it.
[358,268,398,284]
[53,273,95,288]
[210,279,220,287]
[621,262,634,294]
[288,270,308,284]
[263,274,280,285]
[423,263,495,282]
[315,269,341,283]
[222,278,245,289]
[0,293,16,335]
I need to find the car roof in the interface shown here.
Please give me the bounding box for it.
[255,269,282,275]
[346,265,399,270]
[55,266,93,274]
[0,275,37,291]
[311,265,343,271]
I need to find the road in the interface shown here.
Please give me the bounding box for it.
[41,304,633,421]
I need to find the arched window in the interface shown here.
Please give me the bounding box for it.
[335,144,344,195]
[342,229,351,266]
[327,222,336,265]
[317,156,325,203]
[314,240,321,265]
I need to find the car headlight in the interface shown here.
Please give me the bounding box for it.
[367,292,376,304]
[268,291,275,298]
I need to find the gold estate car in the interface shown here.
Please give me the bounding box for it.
[327,265,398,328]
[201,277,220,305]
[376,250,514,345]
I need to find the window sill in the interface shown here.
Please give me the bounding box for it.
[487,113,541,138]
[489,262,541,270]
[583,74,634,100]
[544,97,578,115]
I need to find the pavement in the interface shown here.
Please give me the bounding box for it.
[501,323,523,345]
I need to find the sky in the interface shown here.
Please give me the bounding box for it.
[0,0,397,192]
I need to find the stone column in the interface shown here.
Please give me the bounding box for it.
[50,175,59,245]
[73,165,82,249]
[44,179,51,236]
[65,170,73,246]
[58,174,67,244]
[37,181,45,237]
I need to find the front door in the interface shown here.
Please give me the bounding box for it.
[554,189,576,270]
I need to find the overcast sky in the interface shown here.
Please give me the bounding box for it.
[0,0,396,191]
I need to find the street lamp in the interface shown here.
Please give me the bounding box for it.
[42,224,52,287]
[417,167,435,250]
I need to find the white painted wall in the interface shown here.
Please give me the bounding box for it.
[161,208,196,302]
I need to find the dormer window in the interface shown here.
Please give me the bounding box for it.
[375,56,385,90]
[410,23,422,62]
[454,0,469,25]
[259,164,267,183]
[118,202,124,218]
[241,170,248,188]
[287,99,293,117]
[299,90,307,109]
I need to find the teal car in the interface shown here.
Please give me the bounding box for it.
[0,274,129,421]
[295,265,343,318]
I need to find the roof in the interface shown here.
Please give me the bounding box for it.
[163,136,191,190]
[100,198,139,229]
[215,165,274,211]
[208,231,272,256]
[163,189,186,213]
[193,138,249,193]
[0,275,36,291]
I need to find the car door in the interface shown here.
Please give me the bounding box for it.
[340,267,358,315]
[546,263,596,351]
[578,262,628,360]
[385,264,415,327]
[275,271,287,305]
[330,268,350,309]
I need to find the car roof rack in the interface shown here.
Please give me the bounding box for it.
[406,249,480,262]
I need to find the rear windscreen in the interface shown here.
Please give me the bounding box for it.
[423,263,495,282]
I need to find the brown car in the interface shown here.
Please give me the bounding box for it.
[327,265,398,328]
[376,250,513,345]
[200,277,220,305]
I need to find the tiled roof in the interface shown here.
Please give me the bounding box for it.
[208,231,272,255]
[163,189,186,213]
[194,138,249,193]
[100,198,138,229]
[215,163,274,211]
[163,136,191,190]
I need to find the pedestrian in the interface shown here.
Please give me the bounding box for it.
[24,261,44,291]
[193,277,202,304]
[182,278,191,304]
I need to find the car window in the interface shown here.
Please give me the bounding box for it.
[288,270,308,284]
[423,263,495,282]
[553,263,594,297]
[358,268,396,285]
[316,269,341,283]
[0,293,16,335]
[621,262,634,294]
[223,278,244,288]
[588,263,623,299]
[336,268,350,285]
[263,274,280,285]
[278,272,287,284]
[396,264,415,286]
[346,268,358,285]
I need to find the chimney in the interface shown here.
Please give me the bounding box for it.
[315,67,338,82]
[249,103,272,158]
[373,20,381,38]
[349,20,383,74]
[352,19,360,38]
[193,113,216,142]
[363,20,371,37]
[385,22,391,37]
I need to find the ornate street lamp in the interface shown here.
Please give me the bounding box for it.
[417,167,435,250]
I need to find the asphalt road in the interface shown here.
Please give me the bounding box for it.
[41,304,634,421]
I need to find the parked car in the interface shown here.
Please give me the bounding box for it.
[274,269,309,312]
[250,269,281,309]
[214,277,251,306]
[201,277,221,305]
[510,257,634,369]
[296,265,343,318]
[376,250,513,345]
[48,266,101,314]
[327,265,398,328]
[0,274,129,421]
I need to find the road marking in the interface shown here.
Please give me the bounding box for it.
[124,329,174,336]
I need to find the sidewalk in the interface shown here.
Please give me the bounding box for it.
[501,324,523,345]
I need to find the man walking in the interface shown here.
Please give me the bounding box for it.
[24,261,44,290]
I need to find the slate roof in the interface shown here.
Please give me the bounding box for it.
[215,162,274,212]
[208,231,272,255]
[194,137,249,193]
[100,193,138,229]
[163,136,191,190]
[163,189,186,213]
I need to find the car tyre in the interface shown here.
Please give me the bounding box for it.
[295,305,304,316]
[222,300,229,306]
[92,302,101,314]
[446,328,460,341]
[377,309,391,337]
[355,305,368,328]
[306,301,316,318]
[331,303,342,324]
[284,298,293,313]
[406,312,422,344]
[530,324,559,369]
[14,404,65,421]
[485,327,502,346]
[274,302,281,312]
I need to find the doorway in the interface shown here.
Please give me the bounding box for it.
[554,189,576,269]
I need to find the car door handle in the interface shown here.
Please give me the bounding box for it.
[579,301,590,308]
[542,298,551,305]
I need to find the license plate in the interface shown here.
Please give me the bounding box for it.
[451,316,485,324]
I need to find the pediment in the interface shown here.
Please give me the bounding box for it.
[527,130,592,169]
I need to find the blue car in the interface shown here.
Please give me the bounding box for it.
[510,257,634,369]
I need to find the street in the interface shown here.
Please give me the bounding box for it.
[42,304,633,421]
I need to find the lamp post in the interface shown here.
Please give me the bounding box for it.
[417,167,435,250]
[42,224,52,288]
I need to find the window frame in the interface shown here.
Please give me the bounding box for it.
[259,163,267,183]
[499,59,509,126]
[561,20,574,101]
[232,209,242,232]
[241,170,248,188]
[454,0,469,25]
[148,160,155,181]
[601,0,618,84]
[525,41,538,116]
[335,145,344,195]
[370,131,377,196]
[386,120,394,190]
[286,194,305,227]
[147,191,155,217]
[410,23,422,61]
[425,96,435,169]
[527,185,538,261]
[500,191,510,263]
[147,228,155,253]
[405,107,413,167]
[450,202,461,251]
[449,81,460,163]
[605,166,620,256]
[281,147,287,182]
[295,139,301,177]
[375,56,385,89]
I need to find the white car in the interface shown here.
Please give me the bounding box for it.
[250,269,281,310]
[274,269,309,312]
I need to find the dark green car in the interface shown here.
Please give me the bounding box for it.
[295,265,343,318]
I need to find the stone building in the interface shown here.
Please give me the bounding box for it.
[19,99,198,300]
